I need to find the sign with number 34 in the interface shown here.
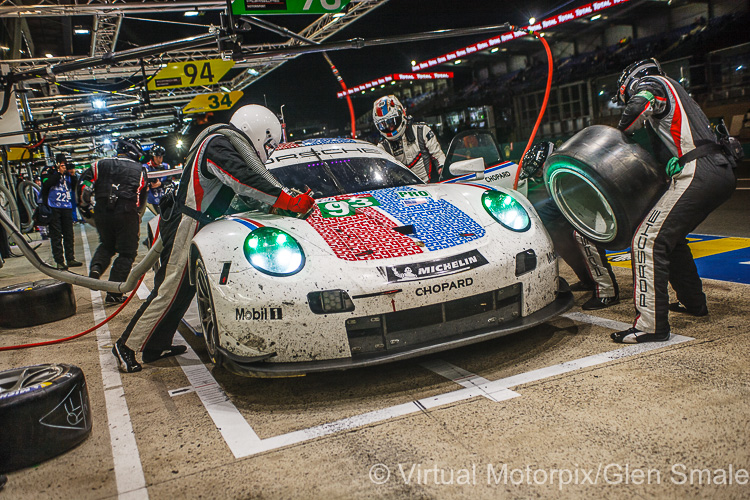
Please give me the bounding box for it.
[317,196,380,218]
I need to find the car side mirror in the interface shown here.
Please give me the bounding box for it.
[449,157,485,180]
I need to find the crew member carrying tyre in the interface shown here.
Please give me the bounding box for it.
[610,58,737,343]
[373,95,446,183]
[80,138,148,305]
[112,104,315,373]
[521,142,619,310]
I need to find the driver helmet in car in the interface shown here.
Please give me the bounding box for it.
[229,104,282,162]
[373,95,408,141]
[520,141,555,180]
[613,58,664,105]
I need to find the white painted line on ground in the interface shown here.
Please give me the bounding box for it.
[172,334,262,457]
[136,282,151,300]
[421,359,521,402]
[138,282,262,458]
[561,311,632,332]
[160,279,694,460]
[232,333,694,458]
[80,225,148,500]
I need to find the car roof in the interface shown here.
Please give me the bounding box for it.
[267,138,392,170]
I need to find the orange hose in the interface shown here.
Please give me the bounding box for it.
[0,274,145,351]
[513,31,554,190]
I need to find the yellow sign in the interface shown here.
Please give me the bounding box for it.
[6,147,31,161]
[182,91,244,114]
[147,59,235,90]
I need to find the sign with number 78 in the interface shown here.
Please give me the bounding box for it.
[232,0,350,15]
[317,196,380,218]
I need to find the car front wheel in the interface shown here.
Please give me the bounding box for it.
[195,257,223,368]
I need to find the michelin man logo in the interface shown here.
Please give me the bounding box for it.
[391,266,417,280]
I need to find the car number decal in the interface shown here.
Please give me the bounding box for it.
[317,196,380,218]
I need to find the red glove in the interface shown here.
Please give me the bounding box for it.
[273,189,314,214]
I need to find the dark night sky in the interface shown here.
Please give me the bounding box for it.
[125,0,565,131]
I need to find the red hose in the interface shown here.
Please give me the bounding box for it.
[0,274,145,351]
[513,31,554,190]
[323,53,357,138]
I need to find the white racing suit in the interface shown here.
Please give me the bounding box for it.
[377,121,446,182]
[619,75,736,334]
[118,124,285,353]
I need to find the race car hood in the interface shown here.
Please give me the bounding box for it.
[193,183,525,272]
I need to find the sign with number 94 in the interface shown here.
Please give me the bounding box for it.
[148,59,235,90]
[317,196,379,218]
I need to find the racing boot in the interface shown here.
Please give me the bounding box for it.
[611,328,670,344]
[142,345,188,363]
[112,340,142,373]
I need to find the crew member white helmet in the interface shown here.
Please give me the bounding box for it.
[373,95,408,140]
[229,104,282,162]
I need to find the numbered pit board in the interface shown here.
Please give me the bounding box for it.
[147,59,235,91]
[231,0,350,15]
[183,91,244,114]
[317,196,379,218]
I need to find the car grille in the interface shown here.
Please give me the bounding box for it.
[346,283,521,356]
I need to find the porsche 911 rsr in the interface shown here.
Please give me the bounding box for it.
[187,138,573,376]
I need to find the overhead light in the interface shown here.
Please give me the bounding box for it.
[246,68,259,76]
[220,86,230,92]
[176,139,184,149]
[380,84,385,88]
[591,14,602,21]
[454,59,462,65]
[74,28,90,35]
[0,46,9,51]
[45,53,54,58]
[92,99,106,109]
[390,81,396,85]
[184,10,199,17]
[103,138,111,145]
[490,47,499,53]
[411,60,416,66]
[332,12,345,18]
[528,17,536,25]
[112,131,121,137]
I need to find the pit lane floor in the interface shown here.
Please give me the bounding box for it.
[1,184,748,499]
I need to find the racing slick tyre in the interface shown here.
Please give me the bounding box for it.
[0,279,76,328]
[195,257,223,368]
[0,364,92,473]
[544,125,668,250]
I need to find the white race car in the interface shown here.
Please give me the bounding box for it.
[186,138,572,376]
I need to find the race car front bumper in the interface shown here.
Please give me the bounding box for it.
[217,283,574,377]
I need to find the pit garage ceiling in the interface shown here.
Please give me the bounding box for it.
[0,0,391,156]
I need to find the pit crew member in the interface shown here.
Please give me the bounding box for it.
[112,105,315,373]
[611,58,737,343]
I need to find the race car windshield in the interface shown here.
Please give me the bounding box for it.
[271,157,423,198]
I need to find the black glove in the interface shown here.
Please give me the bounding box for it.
[520,142,555,180]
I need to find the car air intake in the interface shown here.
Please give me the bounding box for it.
[346,283,521,355]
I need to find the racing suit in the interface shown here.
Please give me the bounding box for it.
[377,120,446,182]
[117,125,289,354]
[80,154,148,297]
[618,74,736,334]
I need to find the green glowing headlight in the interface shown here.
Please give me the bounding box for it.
[243,227,305,276]
[481,190,531,232]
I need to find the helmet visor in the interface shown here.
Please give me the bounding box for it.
[376,115,403,134]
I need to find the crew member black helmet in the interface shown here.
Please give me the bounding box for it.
[116,137,144,162]
[151,145,166,157]
[613,58,664,105]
